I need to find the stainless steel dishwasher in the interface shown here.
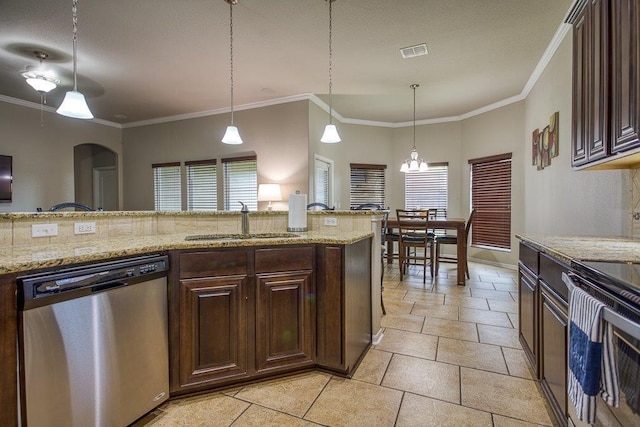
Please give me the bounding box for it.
[18,254,169,427]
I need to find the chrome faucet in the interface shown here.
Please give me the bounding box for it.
[239,201,249,235]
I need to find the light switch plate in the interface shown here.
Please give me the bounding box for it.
[324,217,338,226]
[74,222,96,234]
[32,223,58,237]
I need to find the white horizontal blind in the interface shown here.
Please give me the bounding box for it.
[315,162,330,205]
[349,164,386,209]
[404,163,448,219]
[223,156,257,211]
[469,153,512,250]
[153,162,182,211]
[186,160,217,211]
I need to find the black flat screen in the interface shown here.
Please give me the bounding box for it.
[0,155,12,202]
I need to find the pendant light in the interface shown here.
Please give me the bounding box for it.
[221,0,243,145]
[400,84,428,173]
[57,0,93,119]
[320,0,341,143]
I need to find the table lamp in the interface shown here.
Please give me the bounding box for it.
[257,184,282,210]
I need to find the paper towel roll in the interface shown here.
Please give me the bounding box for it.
[288,192,308,232]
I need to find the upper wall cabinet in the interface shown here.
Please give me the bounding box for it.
[569,0,640,169]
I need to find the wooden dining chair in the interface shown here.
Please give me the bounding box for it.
[396,209,436,284]
[435,208,476,279]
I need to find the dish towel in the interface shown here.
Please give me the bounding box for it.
[568,286,620,423]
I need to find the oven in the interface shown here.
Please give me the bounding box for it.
[564,261,640,427]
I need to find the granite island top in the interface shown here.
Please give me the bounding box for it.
[0,230,373,275]
[516,234,640,265]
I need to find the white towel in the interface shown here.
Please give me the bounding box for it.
[567,286,620,423]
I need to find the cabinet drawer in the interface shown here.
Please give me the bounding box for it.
[539,254,569,302]
[255,246,313,273]
[179,250,249,278]
[519,242,539,274]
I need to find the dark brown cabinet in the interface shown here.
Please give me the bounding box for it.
[570,0,640,168]
[255,247,315,374]
[0,274,17,427]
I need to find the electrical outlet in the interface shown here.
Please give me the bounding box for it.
[74,222,96,234]
[32,223,58,237]
[324,217,338,226]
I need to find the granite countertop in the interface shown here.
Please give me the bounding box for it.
[0,231,373,275]
[516,234,640,265]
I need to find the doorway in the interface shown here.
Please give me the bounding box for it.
[74,144,119,210]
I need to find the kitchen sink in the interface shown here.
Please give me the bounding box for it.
[185,232,299,241]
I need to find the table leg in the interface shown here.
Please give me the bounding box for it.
[457,226,466,285]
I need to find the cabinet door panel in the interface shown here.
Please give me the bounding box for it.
[179,275,248,388]
[587,0,609,160]
[572,9,589,166]
[541,286,568,423]
[611,0,640,152]
[256,271,314,373]
[518,266,538,378]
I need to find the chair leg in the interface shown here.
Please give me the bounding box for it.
[465,258,470,279]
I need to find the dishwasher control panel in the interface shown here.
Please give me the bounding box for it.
[18,254,169,309]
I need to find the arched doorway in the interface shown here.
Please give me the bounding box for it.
[74,144,119,210]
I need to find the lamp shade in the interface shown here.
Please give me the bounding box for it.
[257,184,283,202]
[26,77,57,93]
[56,91,94,119]
[321,124,341,143]
[222,125,243,145]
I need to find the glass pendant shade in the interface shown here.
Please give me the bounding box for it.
[222,125,243,145]
[321,124,341,143]
[56,90,94,119]
[26,77,57,93]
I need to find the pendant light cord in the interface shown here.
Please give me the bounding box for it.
[328,0,333,125]
[72,0,79,92]
[412,84,416,150]
[229,0,235,125]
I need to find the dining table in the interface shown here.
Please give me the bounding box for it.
[386,217,468,285]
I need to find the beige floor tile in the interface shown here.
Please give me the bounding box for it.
[233,404,319,426]
[459,307,512,327]
[382,288,408,300]
[352,348,393,385]
[488,298,518,313]
[508,313,519,328]
[382,297,415,314]
[380,313,425,332]
[412,302,459,321]
[375,328,438,360]
[234,372,330,417]
[381,354,460,404]
[470,288,515,301]
[478,275,517,285]
[466,280,498,290]
[403,290,445,305]
[492,414,549,426]
[444,295,490,310]
[494,282,519,292]
[461,368,553,425]
[421,317,479,342]
[436,337,508,374]
[478,324,521,348]
[151,393,249,426]
[502,348,535,380]
[396,392,493,427]
[432,284,472,296]
[304,377,403,426]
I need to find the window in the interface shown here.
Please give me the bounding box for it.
[153,162,182,211]
[223,156,257,211]
[349,163,386,209]
[404,162,448,219]
[186,159,217,211]
[469,153,512,250]
[314,155,334,206]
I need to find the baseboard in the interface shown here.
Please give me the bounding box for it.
[372,328,384,346]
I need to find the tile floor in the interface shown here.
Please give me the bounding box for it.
[143,261,556,426]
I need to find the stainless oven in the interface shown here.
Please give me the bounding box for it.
[564,262,640,427]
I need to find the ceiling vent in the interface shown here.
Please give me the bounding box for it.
[400,43,428,59]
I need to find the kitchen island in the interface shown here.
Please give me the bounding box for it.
[0,210,378,426]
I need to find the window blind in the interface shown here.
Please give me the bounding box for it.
[404,163,448,219]
[223,156,257,211]
[186,159,217,211]
[469,153,512,250]
[152,162,181,211]
[349,163,386,209]
[315,161,330,205]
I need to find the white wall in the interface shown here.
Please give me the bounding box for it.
[122,101,309,211]
[524,32,629,236]
[0,101,122,212]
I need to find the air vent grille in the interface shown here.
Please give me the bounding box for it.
[400,43,428,59]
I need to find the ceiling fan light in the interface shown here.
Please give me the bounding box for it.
[56,90,94,119]
[26,77,57,93]
[222,125,243,144]
[321,124,341,143]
